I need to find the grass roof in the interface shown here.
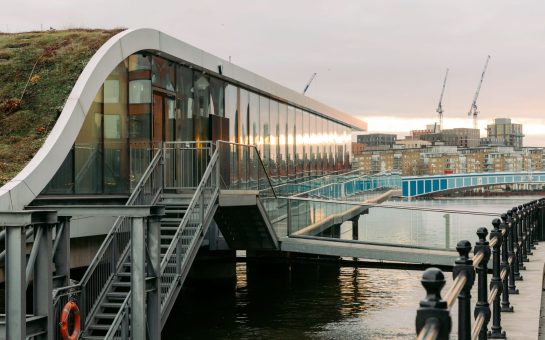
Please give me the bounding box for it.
[0,28,124,185]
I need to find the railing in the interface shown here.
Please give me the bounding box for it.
[163,141,213,189]
[216,141,276,198]
[51,149,164,337]
[159,147,220,309]
[293,173,401,201]
[104,294,131,340]
[416,198,545,340]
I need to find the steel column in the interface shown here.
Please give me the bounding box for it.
[5,225,26,340]
[33,223,53,340]
[147,215,162,340]
[131,217,146,340]
[52,217,71,288]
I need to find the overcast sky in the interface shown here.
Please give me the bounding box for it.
[3,1,545,145]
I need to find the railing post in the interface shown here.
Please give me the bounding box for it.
[131,216,146,340]
[287,199,292,236]
[532,201,539,249]
[5,224,26,340]
[473,227,491,340]
[510,209,522,281]
[500,213,514,311]
[528,202,536,250]
[453,240,475,340]
[519,205,529,262]
[415,267,451,339]
[488,219,506,338]
[515,207,526,275]
[523,205,532,256]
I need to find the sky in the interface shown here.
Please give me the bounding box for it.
[3,1,545,145]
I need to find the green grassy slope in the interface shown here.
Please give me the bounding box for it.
[0,28,124,185]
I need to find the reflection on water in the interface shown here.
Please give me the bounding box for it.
[162,196,541,339]
[163,262,422,339]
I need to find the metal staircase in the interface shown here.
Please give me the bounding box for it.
[49,142,220,339]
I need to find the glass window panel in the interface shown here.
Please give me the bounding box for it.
[303,110,310,177]
[309,112,316,175]
[43,149,74,194]
[278,102,287,180]
[193,71,210,141]
[287,105,296,179]
[75,88,103,194]
[239,89,249,145]
[249,92,259,146]
[210,77,225,117]
[296,108,303,177]
[128,54,151,71]
[269,100,278,179]
[176,65,194,141]
[151,56,175,91]
[225,84,238,143]
[259,96,270,173]
[129,80,152,104]
[104,62,129,194]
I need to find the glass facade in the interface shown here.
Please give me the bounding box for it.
[42,52,354,196]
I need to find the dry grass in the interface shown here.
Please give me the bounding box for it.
[0,28,124,186]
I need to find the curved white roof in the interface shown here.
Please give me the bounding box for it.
[0,28,367,211]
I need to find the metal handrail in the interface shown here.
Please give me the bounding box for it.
[80,149,163,286]
[104,293,131,340]
[445,274,468,309]
[52,148,163,330]
[216,141,277,198]
[471,312,485,340]
[160,149,219,273]
[416,320,439,340]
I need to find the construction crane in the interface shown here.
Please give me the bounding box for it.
[436,68,449,132]
[468,55,491,129]
[302,72,317,95]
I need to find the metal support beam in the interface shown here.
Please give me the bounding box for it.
[147,215,161,340]
[33,224,53,340]
[5,225,26,340]
[52,217,71,288]
[26,205,164,217]
[131,217,146,340]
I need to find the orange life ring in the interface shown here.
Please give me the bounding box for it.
[60,300,81,340]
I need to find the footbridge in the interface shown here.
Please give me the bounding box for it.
[1,141,544,339]
[402,171,545,198]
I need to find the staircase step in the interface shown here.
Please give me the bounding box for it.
[102,302,123,308]
[87,324,112,331]
[112,281,131,288]
[107,292,128,300]
[95,312,117,320]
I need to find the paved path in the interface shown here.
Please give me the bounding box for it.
[503,243,545,340]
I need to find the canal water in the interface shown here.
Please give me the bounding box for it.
[163,196,538,339]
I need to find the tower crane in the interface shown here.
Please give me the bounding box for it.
[302,72,317,95]
[436,68,449,132]
[468,55,491,129]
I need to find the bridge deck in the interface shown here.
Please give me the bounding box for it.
[280,236,457,266]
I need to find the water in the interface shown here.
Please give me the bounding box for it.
[163,196,538,339]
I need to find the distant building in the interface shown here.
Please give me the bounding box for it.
[356,133,397,147]
[352,142,366,156]
[419,128,480,148]
[487,118,524,148]
[396,139,432,149]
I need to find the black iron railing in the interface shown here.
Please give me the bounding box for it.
[416,198,545,340]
